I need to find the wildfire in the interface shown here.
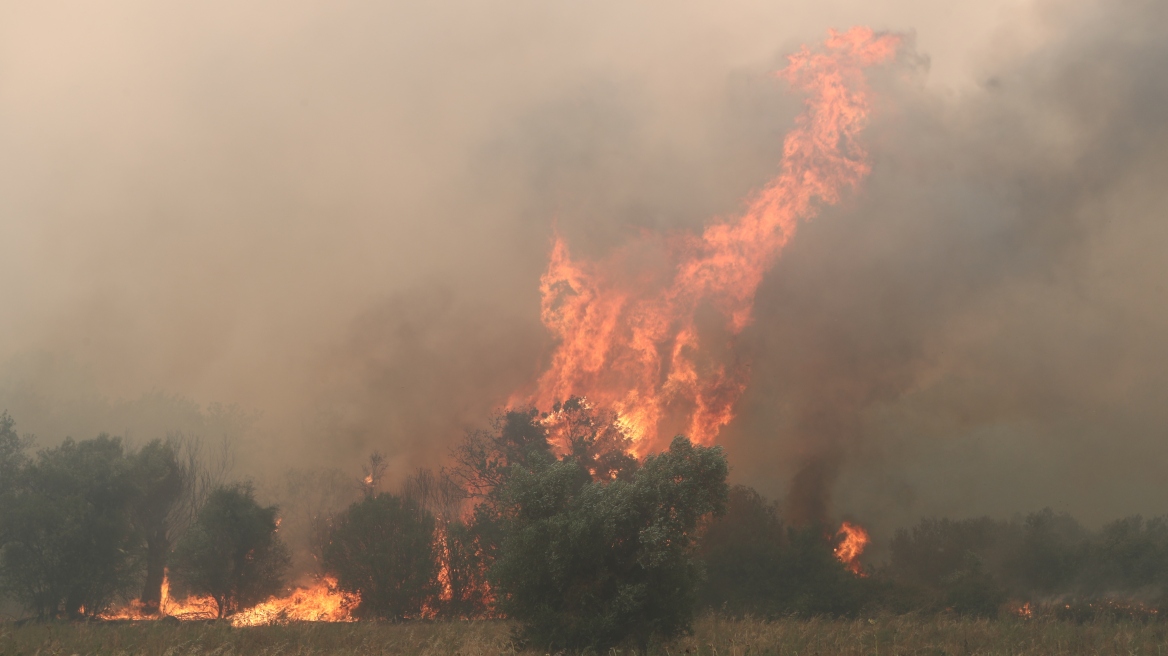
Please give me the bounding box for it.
[99,575,358,625]
[230,577,359,627]
[99,574,218,621]
[521,28,900,453]
[102,27,895,628]
[834,521,870,576]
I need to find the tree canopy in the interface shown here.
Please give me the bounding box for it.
[323,493,438,620]
[0,434,139,618]
[169,483,290,618]
[491,435,728,652]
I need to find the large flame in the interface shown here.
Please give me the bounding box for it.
[101,28,894,627]
[834,521,870,576]
[522,28,899,453]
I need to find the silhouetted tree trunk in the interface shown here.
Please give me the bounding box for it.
[141,529,169,613]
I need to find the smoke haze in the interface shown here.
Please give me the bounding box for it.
[2,0,1166,541]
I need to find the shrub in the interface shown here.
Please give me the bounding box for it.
[322,493,438,619]
[169,483,290,618]
[491,435,728,652]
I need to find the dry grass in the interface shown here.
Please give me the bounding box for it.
[2,614,1167,655]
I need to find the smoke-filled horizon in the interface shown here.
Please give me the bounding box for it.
[2,0,1166,542]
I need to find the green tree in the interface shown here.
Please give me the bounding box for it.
[0,434,138,618]
[322,493,438,619]
[445,400,642,620]
[169,483,290,618]
[491,435,728,652]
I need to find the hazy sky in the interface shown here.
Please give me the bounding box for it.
[2,0,1164,535]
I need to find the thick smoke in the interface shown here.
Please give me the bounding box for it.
[1,0,1166,538]
[728,0,1168,538]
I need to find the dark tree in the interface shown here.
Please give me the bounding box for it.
[128,439,185,614]
[0,435,138,618]
[889,516,1010,589]
[438,518,494,618]
[359,451,388,499]
[1003,508,1088,596]
[442,408,555,617]
[169,483,290,618]
[448,408,552,501]
[491,435,728,652]
[697,485,788,616]
[776,524,873,616]
[322,493,438,620]
[401,467,492,618]
[0,412,31,497]
[941,553,1008,617]
[1085,515,1168,597]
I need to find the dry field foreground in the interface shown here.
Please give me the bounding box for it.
[2,615,1168,656]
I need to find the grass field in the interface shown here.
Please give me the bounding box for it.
[2,614,1167,655]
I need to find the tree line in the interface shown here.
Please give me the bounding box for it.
[3,406,1168,651]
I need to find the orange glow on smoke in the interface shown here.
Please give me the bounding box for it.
[833,521,870,576]
[521,28,900,453]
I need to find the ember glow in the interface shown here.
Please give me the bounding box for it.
[523,28,900,453]
[833,521,870,575]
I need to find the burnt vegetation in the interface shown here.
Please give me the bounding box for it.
[3,407,1168,650]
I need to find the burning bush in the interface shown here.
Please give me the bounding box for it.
[168,483,290,619]
[697,485,873,618]
[127,439,185,614]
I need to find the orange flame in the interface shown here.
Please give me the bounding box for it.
[99,574,218,621]
[100,574,358,624]
[521,28,900,453]
[230,576,359,626]
[833,521,870,576]
[435,523,453,604]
